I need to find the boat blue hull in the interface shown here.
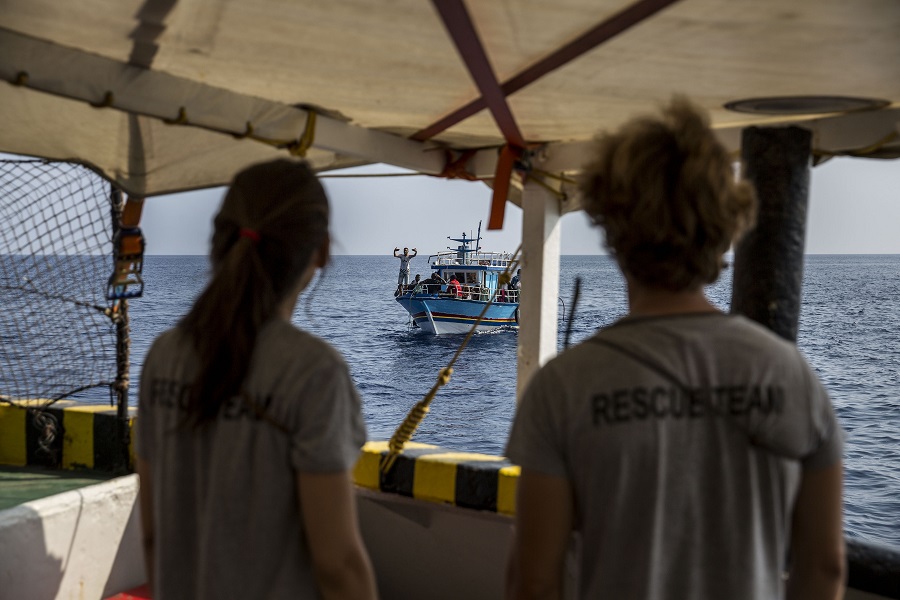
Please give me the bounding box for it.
[396,294,518,334]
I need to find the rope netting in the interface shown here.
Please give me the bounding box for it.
[0,159,119,410]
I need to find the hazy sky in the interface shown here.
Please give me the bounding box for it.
[140,156,900,256]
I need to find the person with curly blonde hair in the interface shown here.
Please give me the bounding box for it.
[506,98,844,600]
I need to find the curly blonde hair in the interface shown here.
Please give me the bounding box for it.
[579,97,757,291]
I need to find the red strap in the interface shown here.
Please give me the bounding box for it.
[431,0,525,149]
[438,149,479,181]
[104,583,152,599]
[488,145,520,230]
[121,197,144,228]
[239,228,261,243]
[414,0,680,142]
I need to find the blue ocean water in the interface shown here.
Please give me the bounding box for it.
[103,254,899,547]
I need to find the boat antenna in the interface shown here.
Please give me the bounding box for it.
[475,220,482,253]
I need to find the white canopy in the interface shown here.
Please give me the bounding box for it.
[0,0,898,200]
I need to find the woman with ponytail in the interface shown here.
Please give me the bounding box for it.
[136,160,377,599]
[505,98,844,599]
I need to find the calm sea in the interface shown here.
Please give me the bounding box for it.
[86,254,900,547]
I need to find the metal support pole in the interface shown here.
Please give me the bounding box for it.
[516,180,561,403]
[113,301,131,471]
[110,185,132,472]
[731,126,812,342]
[733,127,900,597]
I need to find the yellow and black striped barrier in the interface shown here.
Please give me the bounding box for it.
[354,441,520,516]
[0,401,135,471]
[1,408,520,516]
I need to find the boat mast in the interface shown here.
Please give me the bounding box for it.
[448,228,479,265]
[475,220,482,254]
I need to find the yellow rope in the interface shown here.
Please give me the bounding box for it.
[813,130,899,159]
[288,111,317,157]
[90,91,114,109]
[531,168,578,186]
[236,121,254,139]
[527,171,568,201]
[730,130,900,164]
[380,367,451,474]
[380,245,522,474]
[163,106,189,126]
[144,96,322,157]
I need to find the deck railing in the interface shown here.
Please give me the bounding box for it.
[430,250,515,267]
[401,284,519,303]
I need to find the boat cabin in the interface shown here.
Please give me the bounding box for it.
[432,266,517,302]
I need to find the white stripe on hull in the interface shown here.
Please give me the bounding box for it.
[416,318,516,335]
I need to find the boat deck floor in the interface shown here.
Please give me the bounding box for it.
[0,466,115,511]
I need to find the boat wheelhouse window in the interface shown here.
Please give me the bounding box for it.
[445,271,482,286]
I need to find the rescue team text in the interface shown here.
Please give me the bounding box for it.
[147,378,274,422]
[592,385,785,426]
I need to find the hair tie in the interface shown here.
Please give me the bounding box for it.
[239,228,261,244]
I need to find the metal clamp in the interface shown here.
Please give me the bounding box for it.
[106,227,145,300]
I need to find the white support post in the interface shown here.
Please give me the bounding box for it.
[516,179,561,403]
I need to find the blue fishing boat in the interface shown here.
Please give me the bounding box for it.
[396,224,518,334]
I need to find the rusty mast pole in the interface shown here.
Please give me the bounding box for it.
[731,126,812,342]
[109,184,131,472]
[730,123,900,598]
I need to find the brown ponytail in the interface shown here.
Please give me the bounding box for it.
[180,160,329,426]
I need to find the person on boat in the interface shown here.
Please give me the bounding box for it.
[448,276,462,298]
[424,271,445,294]
[410,274,424,294]
[394,246,417,289]
[509,268,521,290]
[507,268,521,302]
[136,160,378,600]
[505,98,845,600]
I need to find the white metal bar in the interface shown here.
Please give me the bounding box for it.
[424,302,436,333]
[0,30,503,177]
[537,107,900,173]
[516,179,562,403]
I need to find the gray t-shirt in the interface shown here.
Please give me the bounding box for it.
[397,253,415,272]
[506,313,843,600]
[136,319,367,600]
